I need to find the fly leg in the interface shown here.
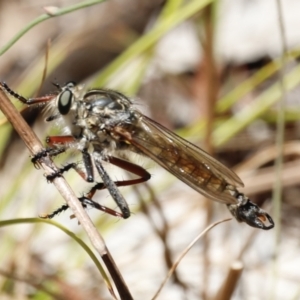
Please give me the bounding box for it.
[0,82,62,169]
[31,147,67,169]
[44,155,151,219]
[39,135,77,180]
[0,81,55,105]
[92,155,151,219]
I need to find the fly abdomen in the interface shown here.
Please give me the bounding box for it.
[179,159,228,192]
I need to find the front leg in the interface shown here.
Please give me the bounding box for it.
[36,135,77,179]
[32,135,75,164]
[44,137,95,183]
[31,147,66,169]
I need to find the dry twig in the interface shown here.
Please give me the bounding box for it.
[0,87,132,300]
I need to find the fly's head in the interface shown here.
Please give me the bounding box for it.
[48,83,134,125]
[45,82,85,137]
[46,82,138,153]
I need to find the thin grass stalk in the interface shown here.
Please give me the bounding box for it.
[269,0,288,299]
[0,0,107,55]
[92,0,213,87]
[196,4,218,298]
[151,218,231,300]
[133,184,185,288]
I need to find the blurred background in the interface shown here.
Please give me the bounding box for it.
[0,0,300,299]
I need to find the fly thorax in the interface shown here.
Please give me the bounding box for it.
[83,90,131,120]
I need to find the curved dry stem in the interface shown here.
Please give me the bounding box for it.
[152,218,232,300]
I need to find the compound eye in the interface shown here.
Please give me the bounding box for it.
[58,89,73,115]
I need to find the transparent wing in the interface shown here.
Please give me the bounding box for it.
[115,114,243,205]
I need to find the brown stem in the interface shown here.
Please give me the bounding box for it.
[212,261,243,300]
[0,88,132,300]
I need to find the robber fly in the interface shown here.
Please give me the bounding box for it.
[0,81,274,230]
